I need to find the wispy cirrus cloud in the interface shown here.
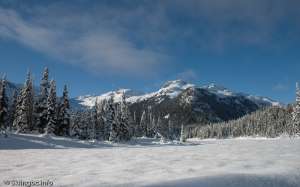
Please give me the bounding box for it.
[0,4,169,77]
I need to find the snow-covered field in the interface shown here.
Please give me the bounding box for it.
[0,134,299,187]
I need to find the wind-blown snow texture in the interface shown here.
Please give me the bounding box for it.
[0,134,299,187]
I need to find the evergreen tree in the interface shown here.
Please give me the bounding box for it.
[45,80,57,135]
[87,109,96,140]
[168,119,174,140]
[15,72,34,133]
[36,67,50,133]
[0,76,8,134]
[70,111,81,138]
[94,100,110,140]
[104,96,115,141]
[8,90,18,131]
[71,110,88,139]
[291,82,300,135]
[150,115,157,136]
[109,94,131,142]
[118,94,132,141]
[56,85,71,136]
[146,108,155,137]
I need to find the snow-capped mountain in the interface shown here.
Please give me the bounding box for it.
[74,80,281,108]
[73,80,194,108]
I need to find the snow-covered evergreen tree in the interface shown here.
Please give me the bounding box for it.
[15,72,34,133]
[36,67,50,133]
[70,111,81,138]
[118,94,132,141]
[94,99,101,139]
[56,85,71,136]
[134,115,143,137]
[291,82,300,135]
[96,98,108,140]
[70,110,89,139]
[102,96,114,141]
[0,76,8,134]
[8,90,18,131]
[44,80,57,135]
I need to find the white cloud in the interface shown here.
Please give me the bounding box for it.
[0,7,168,77]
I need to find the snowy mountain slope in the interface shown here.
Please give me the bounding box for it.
[127,80,194,104]
[73,80,194,108]
[1,134,299,187]
[73,80,281,108]
[74,89,145,109]
[203,83,282,107]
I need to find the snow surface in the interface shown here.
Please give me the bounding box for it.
[0,134,299,187]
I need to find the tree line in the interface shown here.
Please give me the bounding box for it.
[70,98,183,142]
[187,84,300,139]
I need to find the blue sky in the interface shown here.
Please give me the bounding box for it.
[0,0,300,103]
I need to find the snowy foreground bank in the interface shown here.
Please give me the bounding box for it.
[0,134,299,187]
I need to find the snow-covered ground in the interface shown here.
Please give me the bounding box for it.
[0,134,299,187]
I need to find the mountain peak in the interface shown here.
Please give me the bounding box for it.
[159,80,194,99]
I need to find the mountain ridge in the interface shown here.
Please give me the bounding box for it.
[73,79,282,108]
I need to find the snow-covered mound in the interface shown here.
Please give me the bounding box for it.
[0,134,299,187]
